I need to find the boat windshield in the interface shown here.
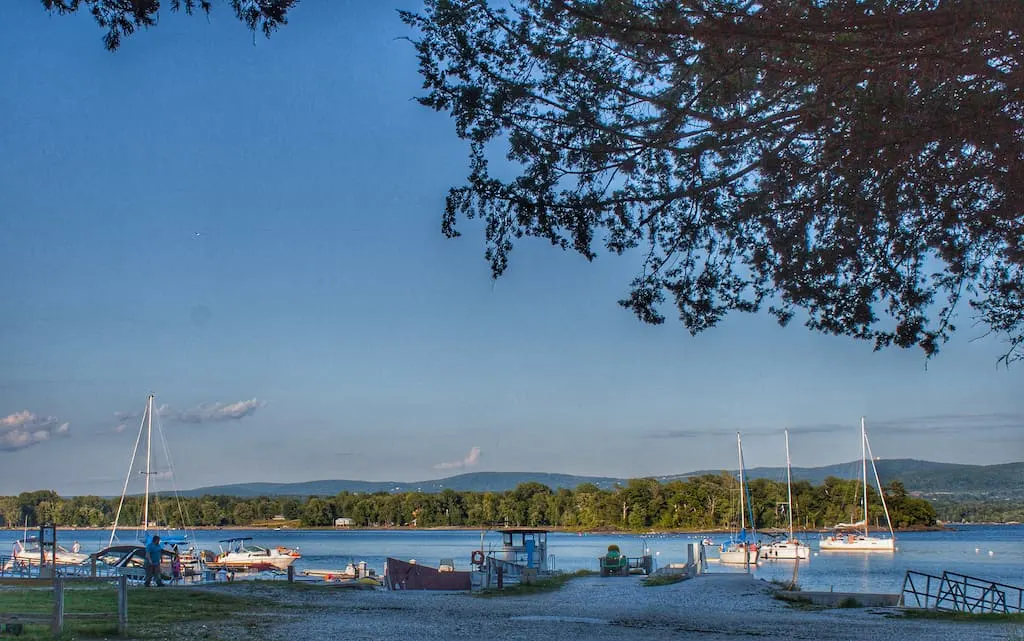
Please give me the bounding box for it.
[95,547,145,568]
[18,540,41,553]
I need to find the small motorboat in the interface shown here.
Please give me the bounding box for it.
[206,537,300,571]
[4,536,90,571]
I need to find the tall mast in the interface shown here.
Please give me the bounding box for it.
[785,429,794,541]
[143,393,153,536]
[863,422,896,542]
[109,396,148,547]
[861,416,868,538]
[737,432,746,532]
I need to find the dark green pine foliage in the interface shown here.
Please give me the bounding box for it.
[40,0,298,51]
[42,1,1023,361]
[400,0,1024,362]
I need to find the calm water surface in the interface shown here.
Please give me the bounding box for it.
[15,524,1023,593]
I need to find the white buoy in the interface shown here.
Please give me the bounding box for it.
[975,548,980,554]
[988,550,994,556]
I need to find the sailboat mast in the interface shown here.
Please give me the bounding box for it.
[785,429,794,541]
[863,424,897,542]
[143,393,153,536]
[861,416,868,538]
[737,432,746,531]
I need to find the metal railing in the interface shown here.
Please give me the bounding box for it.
[0,554,210,584]
[901,570,1023,614]
[0,554,96,579]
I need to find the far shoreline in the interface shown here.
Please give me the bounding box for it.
[7,522,1016,534]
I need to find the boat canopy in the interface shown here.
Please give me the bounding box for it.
[156,535,190,546]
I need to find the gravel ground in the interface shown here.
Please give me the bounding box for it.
[194,574,1020,641]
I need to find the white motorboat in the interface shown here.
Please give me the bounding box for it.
[5,536,89,570]
[207,537,300,571]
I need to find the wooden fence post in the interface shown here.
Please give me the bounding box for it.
[287,566,294,583]
[117,575,128,634]
[51,577,64,634]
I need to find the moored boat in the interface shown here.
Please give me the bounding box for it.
[90,543,181,581]
[207,537,300,571]
[5,536,89,570]
[108,394,215,572]
[760,430,811,561]
[719,432,760,566]
[819,418,896,552]
[383,557,471,590]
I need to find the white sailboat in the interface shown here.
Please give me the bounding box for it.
[819,417,896,552]
[719,432,759,566]
[760,429,811,560]
[104,394,207,575]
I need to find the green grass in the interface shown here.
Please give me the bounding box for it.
[641,573,687,587]
[776,594,812,604]
[474,570,594,597]
[0,582,277,639]
[899,609,1024,623]
[837,596,863,608]
[768,578,801,591]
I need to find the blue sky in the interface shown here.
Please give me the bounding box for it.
[1,2,1021,496]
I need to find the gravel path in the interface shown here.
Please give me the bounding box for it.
[204,574,1019,641]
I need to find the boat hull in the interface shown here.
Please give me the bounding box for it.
[5,545,89,570]
[760,541,811,560]
[719,545,759,565]
[208,553,297,571]
[819,535,895,551]
[383,557,471,590]
[12,552,89,566]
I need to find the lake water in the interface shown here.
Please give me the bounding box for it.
[13,524,1023,594]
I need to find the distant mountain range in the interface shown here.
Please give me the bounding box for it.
[178,459,1023,500]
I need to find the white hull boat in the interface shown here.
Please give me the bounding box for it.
[719,543,759,565]
[760,540,811,560]
[5,538,89,570]
[108,394,214,577]
[819,533,895,551]
[718,432,760,567]
[760,430,812,562]
[208,537,300,571]
[819,418,896,553]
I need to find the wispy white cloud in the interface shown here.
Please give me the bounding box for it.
[0,411,70,452]
[435,446,482,470]
[175,399,265,423]
[646,429,706,439]
[866,413,1024,434]
[644,413,1024,440]
[112,399,265,429]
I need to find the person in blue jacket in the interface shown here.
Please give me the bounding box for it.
[144,535,164,587]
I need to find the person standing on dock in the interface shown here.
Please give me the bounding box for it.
[144,535,164,587]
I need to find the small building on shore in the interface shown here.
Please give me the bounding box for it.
[334,517,355,528]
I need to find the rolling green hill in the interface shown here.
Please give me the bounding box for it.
[178,459,1022,499]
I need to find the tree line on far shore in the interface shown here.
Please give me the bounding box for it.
[0,474,946,531]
